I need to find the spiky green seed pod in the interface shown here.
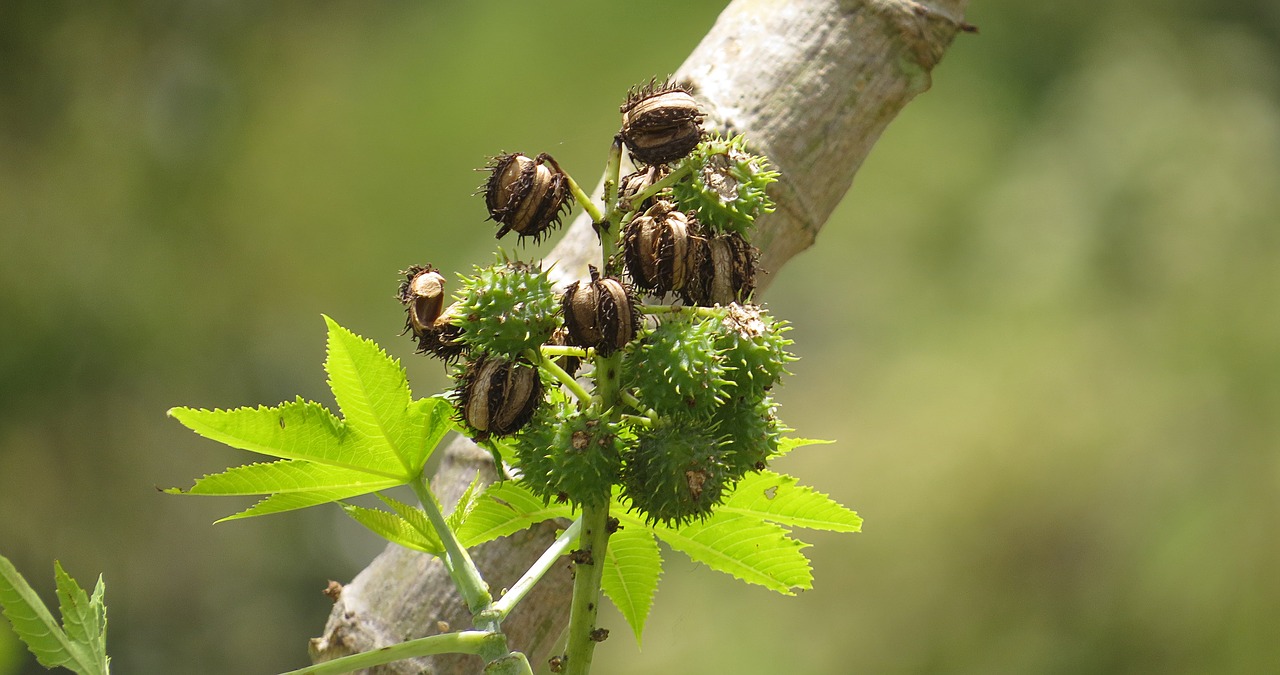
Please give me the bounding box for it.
[672,134,779,236]
[623,313,731,419]
[714,303,796,398]
[514,403,624,508]
[454,257,561,357]
[713,396,784,479]
[622,418,733,527]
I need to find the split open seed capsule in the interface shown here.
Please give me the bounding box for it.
[455,355,543,437]
[684,232,756,306]
[623,201,698,299]
[398,266,447,335]
[482,152,571,243]
[562,267,639,356]
[620,80,703,166]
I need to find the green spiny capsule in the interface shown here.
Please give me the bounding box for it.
[454,258,561,357]
[672,134,778,236]
[713,396,784,479]
[714,303,795,397]
[514,404,624,508]
[623,312,730,419]
[454,354,543,438]
[622,417,733,527]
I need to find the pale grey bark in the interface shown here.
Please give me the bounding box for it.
[310,1,970,672]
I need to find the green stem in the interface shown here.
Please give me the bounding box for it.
[563,502,610,675]
[627,161,693,209]
[279,631,495,675]
[527,348,592,406]
[541,344,589,359]
[563,171,603,224]
[563,349,622,675]
[410,475,493,618]
[491,517,583,621]
[637,303,725,318]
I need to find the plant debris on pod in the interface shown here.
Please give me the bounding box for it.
[562,266,640,356]
[454,354,544,438]
[622,200,700,300]
[454,257,561,357]
[482,152,571,243]
[622,417,733,526]
[620,80,704,166]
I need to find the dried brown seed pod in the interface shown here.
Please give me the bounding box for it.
[561,266,640,356]
[482,152,571,243]
[455,354,543,437]
[618,165,667,214]
[622,200,699,298]
[683,231,757,306]
[397,266,468,362]
[547,326,582,378]
[620,80,703,166]
[397,265,447,335]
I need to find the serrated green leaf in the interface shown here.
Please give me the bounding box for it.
[54,563,107,673]
[644,512,812,595]
[340,504,443,556]
[168,398,403,479]
[215,486,391,523]
[166,460,401,497]
[456,481,572,548]
[719,471,862,532]
[324,315,420,476]
[773,436,835,459]
[402,397,456,474]
[0,555,104,675]
[446,473,484,533]
[600,525,662,646]
[377,494,443,552]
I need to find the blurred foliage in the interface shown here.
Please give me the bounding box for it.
[1,1,1278,673]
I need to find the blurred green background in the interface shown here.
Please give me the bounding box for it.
[2,1,1278,673]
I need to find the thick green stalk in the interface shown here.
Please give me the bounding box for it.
[410,475,492,618]
[279,631,494,675]
[491,518,583,621]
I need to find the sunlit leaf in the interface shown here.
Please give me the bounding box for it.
[719,471,862,532]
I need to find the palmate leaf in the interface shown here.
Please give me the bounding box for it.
[167,317,455,522]
[0,556,108,675]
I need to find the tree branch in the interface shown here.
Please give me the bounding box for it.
[310,1,969,672]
